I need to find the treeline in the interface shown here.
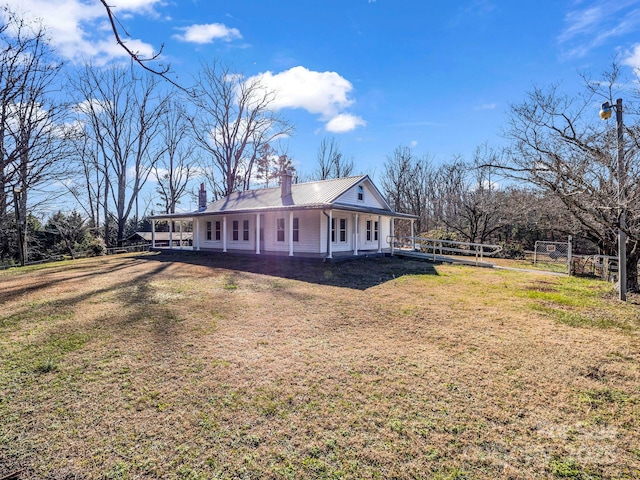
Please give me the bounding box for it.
[380,145,574,255]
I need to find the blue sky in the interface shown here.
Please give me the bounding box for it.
[6,0,640,184]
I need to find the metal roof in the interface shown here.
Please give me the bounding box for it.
[151,175,417,219]
[205,175,367,213]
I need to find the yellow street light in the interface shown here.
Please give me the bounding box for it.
[599,102,613,120]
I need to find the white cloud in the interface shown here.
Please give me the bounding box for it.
[249,66,365,132]
[173,23,242,44]
[409,140,418,148]
[623,43,640,68]
[475,103,497,110]
[558,0,640,59]
[325,113,366,133]
[72,98,111,115]
[1,0,160,64]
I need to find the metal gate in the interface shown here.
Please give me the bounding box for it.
[533,239,572,274]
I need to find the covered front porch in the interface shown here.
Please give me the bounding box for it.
[151,208,417,260]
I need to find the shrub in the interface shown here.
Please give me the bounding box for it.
[81,235,106,256]
[497,242,526,259]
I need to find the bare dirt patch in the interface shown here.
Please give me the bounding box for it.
[0,252,639,479]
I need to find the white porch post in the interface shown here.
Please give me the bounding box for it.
[222,216,227,252]
[169,220,173,250]
[390,218,395,255]
[377,215,382,253]
[256,213,261,255]
[328,210,333,259]
[152,220,156,248]
[353,213,359,256]
[411,219,415,250]
[195,218,200,250]
[288,211,294,256]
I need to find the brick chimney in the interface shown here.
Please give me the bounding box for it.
[281,170,293,198]
[198,183,207,209]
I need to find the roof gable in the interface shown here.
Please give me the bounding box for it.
[202,175,378,214]
[333,177,392,211]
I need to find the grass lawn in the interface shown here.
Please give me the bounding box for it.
[0,251,639,479]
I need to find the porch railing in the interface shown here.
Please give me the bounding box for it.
[390,236,503,264]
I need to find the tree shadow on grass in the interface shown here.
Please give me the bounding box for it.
[137,250,439,291]
[0,258,153,304]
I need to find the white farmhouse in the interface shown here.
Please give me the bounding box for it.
[150,173,417,260]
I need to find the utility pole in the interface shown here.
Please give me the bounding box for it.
[615,98,627,301]
[599,98,627,301]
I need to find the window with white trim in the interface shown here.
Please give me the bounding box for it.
[206,221,212,240]
[276,218,285,242]
[366,220,372,241]
[232,220,239,241]
[243,219,250,241]
[357,185,364,201]
[331,217,348,243]
[374,221,379,241]
[293,217,299,242]
[215,221,221,240]
[339,218,347,242]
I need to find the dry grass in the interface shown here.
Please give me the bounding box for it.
[0,251,639,479]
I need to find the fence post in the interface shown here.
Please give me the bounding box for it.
[567,235,572,275]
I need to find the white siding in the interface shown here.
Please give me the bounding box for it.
[198,217,224,249]
[260,210,321,254]
[327,211,354,252]
[194,209,394,256]
[198,215,254,251]
[334,179,387,209]
[358,215,383,250]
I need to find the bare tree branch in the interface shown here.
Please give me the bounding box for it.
[99,0,190,94]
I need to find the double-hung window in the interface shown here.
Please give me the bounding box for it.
[374,221,379,241]
[206,221,212,240]
[215,221,221,240]
[331,218,347,242]
[339,218,347,242]
[293,218,299,242]
[232,220,239,241]
[243,220,250,241]
[276,218,285,242]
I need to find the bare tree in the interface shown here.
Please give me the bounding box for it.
[437,146,507,244]
[0,9,71,263]
[67,132,104,233]
[190,61,293,198]
[499,65,640,291]
[71,64,169,246]
[313,136,354,180]
[154,98,198,214]
[381,146,435,234]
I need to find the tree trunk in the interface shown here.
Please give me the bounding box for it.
[626,242,639,293]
